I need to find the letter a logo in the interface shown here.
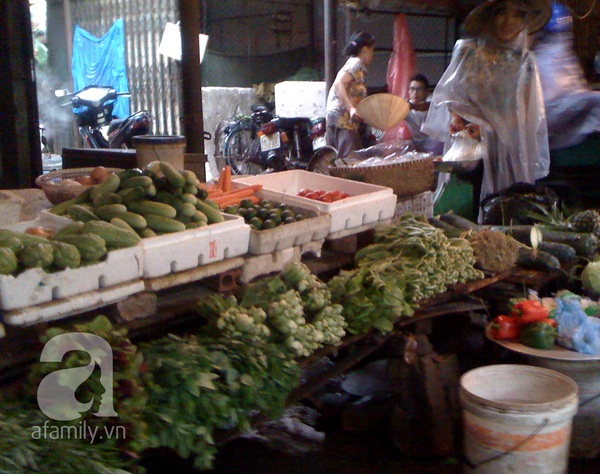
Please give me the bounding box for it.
[37,333,118,421]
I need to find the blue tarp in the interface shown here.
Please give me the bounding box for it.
[72,19,130,118]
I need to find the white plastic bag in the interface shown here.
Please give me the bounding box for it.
[442,128,487,163]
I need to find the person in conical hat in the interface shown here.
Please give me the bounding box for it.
[422,0,552,221]
[325,31,375,159]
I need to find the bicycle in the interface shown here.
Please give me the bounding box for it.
[222,101,275,175]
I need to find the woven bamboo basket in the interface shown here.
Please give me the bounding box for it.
[328,156,435,198]
[35,167,124,204]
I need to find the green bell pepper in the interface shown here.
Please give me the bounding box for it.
[520,321,557,350]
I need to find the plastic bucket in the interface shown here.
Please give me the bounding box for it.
[523,357,600,458]
[460,364,578,474]
[133,135,186,170]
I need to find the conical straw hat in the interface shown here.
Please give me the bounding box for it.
[356,93,410,131]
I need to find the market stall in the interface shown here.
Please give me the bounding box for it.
[0,161,598,473]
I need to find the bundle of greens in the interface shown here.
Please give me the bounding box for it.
[140,333,301,470]
[328,214,484,334]
[197,261,346,358]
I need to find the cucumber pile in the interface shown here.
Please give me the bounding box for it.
[50,162,225,237]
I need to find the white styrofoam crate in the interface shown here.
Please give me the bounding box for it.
[248,202,331,254]
[394,191,434,219]
[140,213,250,278]
[412,191,434,217]
[0,216,144,311]
[232,170,396,237]
[2,280,145,326]
[241,240,323,284]
[274,81,326,117]
[0,246,144,311]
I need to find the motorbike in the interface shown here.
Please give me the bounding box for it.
[222,101,336,175]
[55,85,152,149]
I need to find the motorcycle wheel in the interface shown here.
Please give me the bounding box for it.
[306,146,338,175]
[223,125,263,175]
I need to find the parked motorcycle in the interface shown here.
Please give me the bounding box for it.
[222,101,336,175]
[55,85,152,149]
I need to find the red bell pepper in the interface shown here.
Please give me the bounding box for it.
[490,315,522,340]
[542,317,558,328]
[510,299,550,324]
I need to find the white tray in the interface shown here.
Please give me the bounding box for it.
[3,280,145,326]
[0,246,144,311]
[233,170,396,237]
[0,216,143,311]
[140,213,250,278]
[486,324,600,361]
[247,201,331,255]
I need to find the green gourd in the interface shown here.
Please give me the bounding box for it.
[0,247,18,275]
[52,241,81,270]
[19,243,55,269]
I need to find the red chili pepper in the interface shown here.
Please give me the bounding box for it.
[490,315,523,340]
[510,299,550,324]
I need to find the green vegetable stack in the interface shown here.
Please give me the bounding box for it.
[328,214,485,334]
[197,260,347,358]
[49,161,224,237]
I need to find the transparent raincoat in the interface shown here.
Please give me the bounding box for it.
[422,30,550,206]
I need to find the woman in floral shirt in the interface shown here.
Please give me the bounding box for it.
[325,31,375,159]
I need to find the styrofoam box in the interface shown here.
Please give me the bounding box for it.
[141,213,250,278]
[274,81,326,118]
[232,170,397,237]
[248,200,331,254]
[0,216,144,311]
[3,280,146,327]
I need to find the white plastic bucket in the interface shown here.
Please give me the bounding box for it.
[523,357,600,458]
[460,364,578,474]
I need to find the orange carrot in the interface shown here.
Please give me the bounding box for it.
[211,185,263,204]
[207,189,224,198]
[219,195,261,209]
[222,165,232,192]
[215,168,226,190]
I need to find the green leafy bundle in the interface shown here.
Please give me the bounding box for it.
[328,214,484,334]
[197,261,347,358]
[0,406,134,474]
[26,316,149,454]
[140,333,301,470]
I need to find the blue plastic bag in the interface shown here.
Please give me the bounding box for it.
[554,297,588,350]
[571,317,600,355]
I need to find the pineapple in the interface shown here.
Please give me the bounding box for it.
[525,202,600,239]
[568,210,600,238]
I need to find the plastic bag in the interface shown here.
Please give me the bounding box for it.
[345,140,414,164]
[554,297,589,350]
[480,182,559,226]
[384,14,415,142]
[571,316,600,355]
[441,129,487,162]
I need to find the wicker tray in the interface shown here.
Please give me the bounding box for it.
[35,167,123,204]
[328,157,435,198]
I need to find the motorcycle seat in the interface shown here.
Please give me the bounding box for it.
[272,117,312,129]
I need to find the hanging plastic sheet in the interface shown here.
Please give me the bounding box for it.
[384,14,415,142]
[72,19,130,118]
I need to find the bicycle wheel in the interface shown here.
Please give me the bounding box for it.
[223,125,263,175]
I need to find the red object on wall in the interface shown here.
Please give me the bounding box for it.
[384,14,416,142]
